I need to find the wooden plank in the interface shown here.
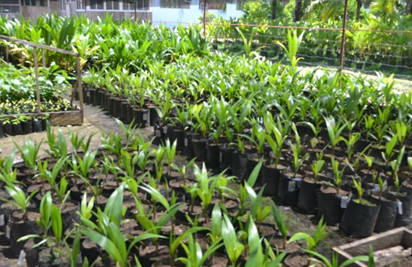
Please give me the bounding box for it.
[333,227,412,267]
[50,110,82,126]
[0,109,80,120]
[0,35,78,56]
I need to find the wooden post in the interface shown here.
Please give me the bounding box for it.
[203,0,207,37]
[339,0,349,74]
[42,48,46,66]
[76,56,84,123]
[33,47,41,114]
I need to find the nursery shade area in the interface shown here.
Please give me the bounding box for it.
[0,15,411,266]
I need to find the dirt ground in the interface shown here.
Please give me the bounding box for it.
[0,101,153,162]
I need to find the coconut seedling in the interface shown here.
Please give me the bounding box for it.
[245,216,287,266]
[70,150,100,196]
[14,137,42,172]
[0,152,17,186]
[311,158,325,183]
[222,213,245,267]
[164,139,177,178]
[177,232,223,267]
[272,204,289,250]
[288,217,327,251]
[343,132,360,162]
[192,163,218,222]
[0,184,38,219]
[37,157,70,203]
[68,129,94,156]
[46,126,68,159]
[328,158,346,194]
[382,135,398,167]
[80,185,161,267]
[18,192,66,260]
[390,146,405,193]
[324,116,347,154]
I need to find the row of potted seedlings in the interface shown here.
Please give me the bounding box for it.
[79,62,412,239]
[0,122,347,266]
[85,76,412,238]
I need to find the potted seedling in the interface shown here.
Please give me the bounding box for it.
[0,183,39,256]
[286,217,328,265]
[317,158,348,225]
[324,116,347,155]
[272,204,289,250]
[340,177,380,237]
[242,120,265,185]
[278,129,308,207]
[298,155,325,214]
[263,116,288,198]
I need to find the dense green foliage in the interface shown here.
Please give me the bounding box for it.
[209,0,412,72]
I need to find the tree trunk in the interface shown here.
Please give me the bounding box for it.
[271,0,278,20]
[409,0,412,15]
[294,0,302,22]
[356,0,362,20]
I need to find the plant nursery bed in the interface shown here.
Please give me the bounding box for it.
[333,227,412,266]
[1,109,82,127]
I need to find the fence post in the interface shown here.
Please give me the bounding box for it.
[33,47,41,114]
[339,0,349,74]
[5,45,8,62]
[203,0,207,37]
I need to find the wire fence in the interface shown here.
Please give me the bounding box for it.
[206,21,412,79]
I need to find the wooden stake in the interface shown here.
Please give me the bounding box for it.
[33,47,41,114]
[76,56,84,123]
[339,0,349,74]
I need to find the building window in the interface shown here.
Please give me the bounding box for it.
[39,0,45,6]
[0,0,20,13]
[89,0,103,9]
[106,0,120,10]
[123,1,134,10]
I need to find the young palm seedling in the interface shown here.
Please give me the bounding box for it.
[245,216,286,267]
[288,217,328,251]
[325,116,347,154]
[311,158,325,183]
[80,185,161,267]
[14,137,42,172]
[326,158,346,194]
[390,146,405,193]
[222,213,245,267]
[18,192,65,259]
[0,184,38,219]
[272,204,289,250]
[177,233,223,267]
[37,157,70,204]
